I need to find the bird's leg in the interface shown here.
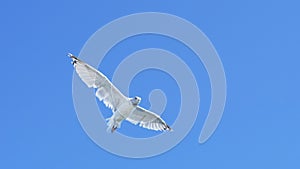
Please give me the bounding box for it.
[111,126,117,133]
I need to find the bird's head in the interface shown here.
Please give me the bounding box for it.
[131,96,141,105]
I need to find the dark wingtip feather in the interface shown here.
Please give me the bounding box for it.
[164,124,173,131]
[68,53,79,65]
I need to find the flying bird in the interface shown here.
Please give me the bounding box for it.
[69,53,172,133]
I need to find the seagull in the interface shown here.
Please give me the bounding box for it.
[69,53,172,133]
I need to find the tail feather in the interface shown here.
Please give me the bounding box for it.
[106,116,120,133]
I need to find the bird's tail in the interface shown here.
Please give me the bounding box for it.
[106,116,120,133]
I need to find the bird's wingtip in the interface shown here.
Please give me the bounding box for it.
[68,53,79,65]
[165,125,173,132]
[67,53,77,59]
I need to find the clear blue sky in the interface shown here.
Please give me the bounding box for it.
[1,0,299,168]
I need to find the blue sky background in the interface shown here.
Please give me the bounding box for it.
[1,0,299,168]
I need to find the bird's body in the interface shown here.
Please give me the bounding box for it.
[69,53,172,132]
[106,98,135,132]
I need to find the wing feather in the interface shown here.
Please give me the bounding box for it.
[70,54,127,111]
[126,106,172,131]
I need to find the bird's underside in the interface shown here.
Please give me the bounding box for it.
[69,53,172,133]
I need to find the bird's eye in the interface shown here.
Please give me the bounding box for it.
[134,97,137,100]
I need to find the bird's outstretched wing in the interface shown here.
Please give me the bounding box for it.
[69,53,128,111]
[126,106,172,131]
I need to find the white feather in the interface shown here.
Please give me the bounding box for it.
[70,54,171,132]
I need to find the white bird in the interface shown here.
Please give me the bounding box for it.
[69,53,172,133]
